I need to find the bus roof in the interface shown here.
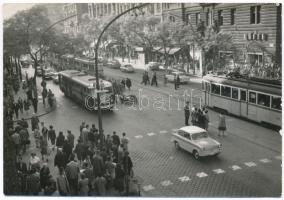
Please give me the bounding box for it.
[59,70,112,89]
[203,74,282,96]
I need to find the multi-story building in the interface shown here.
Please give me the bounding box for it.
[163,3,281,77]
[63,4,88,36]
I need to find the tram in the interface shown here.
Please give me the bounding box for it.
[202,74,281,127]
[59,70,115,110]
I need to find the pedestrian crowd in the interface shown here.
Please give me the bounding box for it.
[10,116,137,196]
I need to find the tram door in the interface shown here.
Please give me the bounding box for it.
[240,89,248,117]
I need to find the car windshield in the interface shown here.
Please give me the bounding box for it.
[191,132,209,140]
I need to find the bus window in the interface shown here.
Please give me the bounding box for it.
[257,93,270,107]
[249,91,256,104]
[221,86,231,98]
[240,90,247,101]
[271,96,281,110]
[232,88,239,99]
[211,83,220,95]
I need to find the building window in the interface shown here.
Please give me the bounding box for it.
[157,3,161,13]
[211,83,220,95]
[205,9,212,26]
[231,8,236,25]
[108,4,111,15]
[250,6,261,24]
[249,91,256,104]
[186,14,191,24]
[248,54,263,66]
[218,10,223,26]
[232,88,239,99]
[271,96,281,110]
[196,13,200,25]
[257,93,270,107]
[221,86,231,98]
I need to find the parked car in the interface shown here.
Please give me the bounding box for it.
[107,59,121,69]
[146,62,161,71]
[51,72,59,84]
[165,71,190,84]
[120,64,134,73]
[171,126,222,160]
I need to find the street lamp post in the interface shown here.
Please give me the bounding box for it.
[94,3,149,146]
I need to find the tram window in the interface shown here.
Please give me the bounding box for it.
[249,92,256,104]
[221,86,231,97]
[232,88,239,99]
[257,93,270,107]
[202,82,205,90]
[240,90,247,101]
[211,84,220,95]
[271,96,281,110]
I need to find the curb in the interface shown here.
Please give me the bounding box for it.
[12,107,57,123]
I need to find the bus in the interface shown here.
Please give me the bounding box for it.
[60,54,104,77]
[59,70,115,110]
[202,74,282,127]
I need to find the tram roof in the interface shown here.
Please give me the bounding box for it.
[59,70,111,89]
[74,57,96,64]
[203,74,282,96]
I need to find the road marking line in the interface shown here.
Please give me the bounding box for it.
[143,185,155,191]
[147,132,156,136]
[134,135,143,139]
[259,158,272,163]
[212,169,225,174]
[159,130,168,134]
[244,162,257,167]
[178,176,191,182]
[160,180,173,187]
[196,172,208,178]
[229,165,242,171]
[274,155,282,160]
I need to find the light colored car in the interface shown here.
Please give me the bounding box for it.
[165,71,190,83]
[146,62,160,71]
[51,72,59,84]
[107,59,121,69]
[171,126,222,160]
[120,64,134,73]
[43,68,55,80]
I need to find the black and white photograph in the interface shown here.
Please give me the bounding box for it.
[2,1,282,197]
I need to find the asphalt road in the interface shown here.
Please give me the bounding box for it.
[24,66,282,197]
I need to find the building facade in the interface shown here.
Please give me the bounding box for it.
[63,4,88,36]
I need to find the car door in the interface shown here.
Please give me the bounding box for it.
[183,133,193,152]
[176,130,187,150]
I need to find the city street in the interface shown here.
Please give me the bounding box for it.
[24,66,281,197]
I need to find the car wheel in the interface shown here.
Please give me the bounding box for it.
[193,150,199,160]
[174,141,180,150]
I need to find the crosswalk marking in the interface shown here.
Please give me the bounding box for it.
[143,185,155,191]
[244,162,257,167]
[161,180,173,187]
[134,135,143,139]
[178,176,191,182]
[229,165,242,171]
[147,132,156,136]
[212,169,225,174]
[274,155,282,160]
[196,172,208,178]
[159,130,168,134]
[259,158,272,163]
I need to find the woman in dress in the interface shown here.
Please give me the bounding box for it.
[218,112,227,136]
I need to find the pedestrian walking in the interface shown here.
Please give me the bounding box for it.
[184,101,190,126]
[26,167,41,195]
[65,154,80,195]
[34,125,41,148]
[43,174,57,195]
[40,163,50,190]
[92,150,104,178]
[191,106,197,125]
[93,173,106,196]
[56,167,70,196]
[218,112,227,136]
[40,135,48,162]
[19,126,29,154]
[105,134,113,154]
[67,130,75,149]
[48,126,56,150]
[42,87,48,106]
[32,97,38,113]
[88,125,96,149]
[29,152,41,171]
[121,132,129,151]
[14,101,19,119]
[31,114,39,131]
[56,131,65,149]
[114,163,125,195]
[74,139,84,164]
[80,122,86,136]
[18,97,24,114]
[54,148,68,170]
[78,173,89,196]
[11,130,21,156]
[176,75,180,88]
[41,80,47,88]
[126,78,132,91]
[24,98,30,114]
[63,139,73,161]
[122,151,133,177]
[16,156,28,193]
[151,72,158,86]
[47,89,55,108]
[204,110,210,130]
[81,124,90,147]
